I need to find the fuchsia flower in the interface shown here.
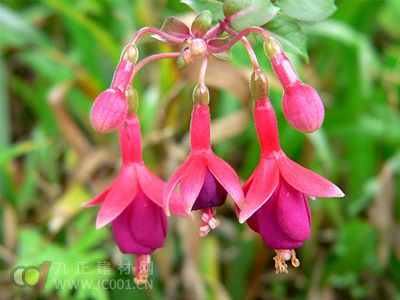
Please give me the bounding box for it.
[266,41,325,133]
[240,98,344,273]
[90,45,138,133]
[164,101,245,236]
[82,113,169,284]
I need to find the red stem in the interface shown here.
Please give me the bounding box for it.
[131,27,187,44]
[209,26,271,54]
[131,52,180,81]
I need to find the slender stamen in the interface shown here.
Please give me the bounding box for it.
[199,208,220,237]
[273,249,300,274]
[133,254,151,285]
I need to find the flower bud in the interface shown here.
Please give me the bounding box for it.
[282,82,325,133]
[250,69,269,100]
[193,83,209,105]
[90,88,127,133]
[191,11,212,37]
[189,38,207,57]
[177,48,196,68]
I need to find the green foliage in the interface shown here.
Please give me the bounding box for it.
[277,0,337,22]
[226,0,280,31]
[265,12,308,61]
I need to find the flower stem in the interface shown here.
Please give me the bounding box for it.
[210,26,272,54]
[130,27,187,45]
[198,56,209,85]
[131,52,180,81]
[223,25,260,70]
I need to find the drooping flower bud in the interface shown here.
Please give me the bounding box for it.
[193,83,210,105]
[264,38,325,133]
[282,82,325,133]
[189,38,207,57]
[250,69,269,100]
[90,88,127,133]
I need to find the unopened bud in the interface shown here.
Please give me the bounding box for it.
[250,69,269,100]
[193,83,209,105]
[126,87,138,113]
[123,44,139,64]
[191,11,212,37]
[282,82,325,133]
[263,38,281,59]
[90,88,127,133]
[189,39,207,57]
[177,48,196,69]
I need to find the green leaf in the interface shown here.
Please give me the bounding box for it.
[229,0,280,31]
[265,12,308,61]
[181,0,224,21]
[277,0,337,22]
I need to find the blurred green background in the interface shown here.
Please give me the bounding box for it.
[0,0,399,299]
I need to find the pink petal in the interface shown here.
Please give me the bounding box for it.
[169,193,188,216]
[163,157,192,215]
[96,166,137,229]
[206,153,245,209]
[239,157,279,223]
[179,156,207,214]
[136,164,165,208]
[276,180,311,242]
[81,187,110,208]
[278,154,344,198]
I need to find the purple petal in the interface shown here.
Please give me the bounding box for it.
[257,185,304,249]
[276,179,311,242]
[112,188,167,255]
[192,168,227,210]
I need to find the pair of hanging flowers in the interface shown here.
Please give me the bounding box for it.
[83,8,344,284]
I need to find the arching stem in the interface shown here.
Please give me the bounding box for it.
[223,25,260,70]
[131,52,180,81]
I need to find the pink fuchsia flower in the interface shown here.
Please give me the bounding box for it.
[90,45,138,133]
[82,113,168,284]
[164,100,244,237]
[240,98,344,273]
[264,40,325,133]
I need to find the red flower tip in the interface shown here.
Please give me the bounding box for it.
[283,82,325,133]
[90,88,127,133]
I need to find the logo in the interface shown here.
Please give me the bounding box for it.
[12,261,51,288]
